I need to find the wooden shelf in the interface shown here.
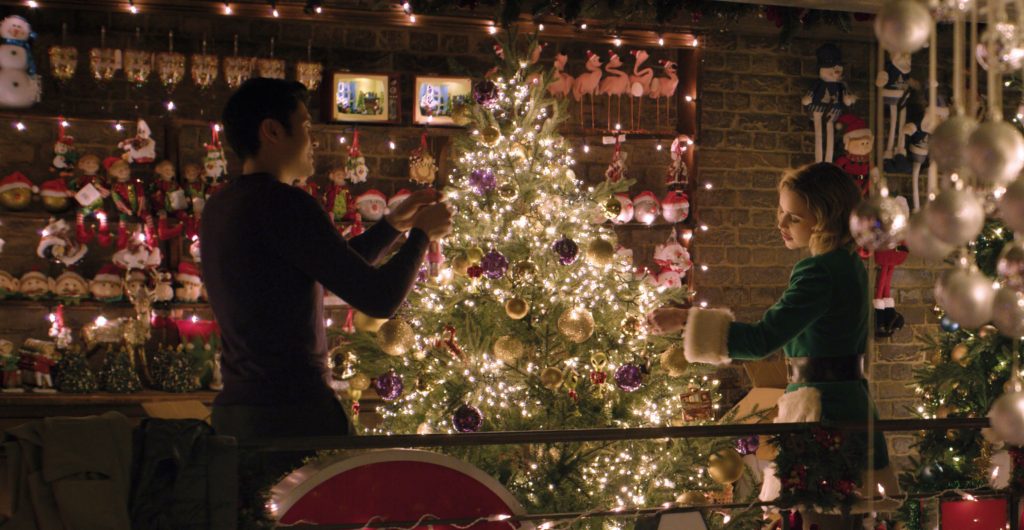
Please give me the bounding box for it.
[0,390,218,429]
[0,299,352,312]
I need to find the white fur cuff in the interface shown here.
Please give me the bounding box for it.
[775,386,822,423]
[683,307,734,365]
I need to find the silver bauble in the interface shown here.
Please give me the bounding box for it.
[989,388,1024,446]
[967,121,1024,188]
[934,266,995,329]
[925,188,986,246]
[849,195,909,251]
[904,209,956,261]
[929,115,979,175]
[992,285,1024,337]
[978,22,1024,73]
[999,178,1024,233]
[874,0,933,54]
[997,240,1024,289]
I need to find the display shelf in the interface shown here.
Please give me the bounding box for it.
[0,298,353,313]
[0,390,217,430]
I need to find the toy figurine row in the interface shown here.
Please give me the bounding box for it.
[296,163,414,236]
[0,261,204,304]
[0,338,58,393]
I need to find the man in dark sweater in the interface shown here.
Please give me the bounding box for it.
[202,78,452,443]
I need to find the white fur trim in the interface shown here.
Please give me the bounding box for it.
[775,386,822,423]
[759,463,781,503]
[885,297,895,308]
[873,299,886,310]
[682,307,734,365]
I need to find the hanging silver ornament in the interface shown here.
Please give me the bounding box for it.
[999,178,1024,233]
[849,195,909,251]
[925,188,986,246]
[905,209,956,261]
[929,115,979,175]
[874,0,933,54]
[927,0,972,22]
[992,285,1024,337]
[998,240,1024,289]
[934,266,995,329]
[977,22,1024,73]
[967,121,1024,188]
[989,384,1024,446]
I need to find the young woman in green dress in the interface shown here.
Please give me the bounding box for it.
[650,162,899,528]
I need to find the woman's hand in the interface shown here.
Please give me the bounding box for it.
[646,307,688,335]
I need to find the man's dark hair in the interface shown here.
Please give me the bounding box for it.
[222,77,309,160]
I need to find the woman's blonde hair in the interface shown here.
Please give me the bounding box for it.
[778,162,862,255]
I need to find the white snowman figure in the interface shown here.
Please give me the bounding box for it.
[0,15,40,108]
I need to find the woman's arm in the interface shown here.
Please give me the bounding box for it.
[682,258,833,365]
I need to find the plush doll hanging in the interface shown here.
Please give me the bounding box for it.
[150,160,187,240]
[345,130,368,184]
[50,119,78,178]
[203,126,228,197]
[0,15,42,108]
[182,163,205,239]
[409,131,437,185]
[903,88,950,210]
[802,43,857,163]
[834,114,873,197]
[663,134,690,224]
[70,154,111,246]
[106,156,155,249]
[323,165,356,226]
[604,136,627,182]
[875,51,913,163]
[873,197,911,338]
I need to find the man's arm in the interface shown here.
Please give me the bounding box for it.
[263,188,428,318]
[348,218,402,265]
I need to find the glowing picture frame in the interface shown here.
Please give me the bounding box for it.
[413,75,472,125]
[328,72,399,124]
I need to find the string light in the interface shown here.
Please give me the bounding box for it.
[223,2,232,14]
[613,37,622,47]
[128,0,138,14]
[271,0,279,17]
[95,315,108,327]
[538,23,545,31]
[27,0,38,8]
[409,13,417,22]
[580,23,588,30]
[60,119,69,128]
[656,144,662,151]
[389,139,396,150]
[488,23,498,35]
[658,36,665,46]
[13,121,25,131]
[304,0,323,14]
[684,95,694,102]
[339,135,347,144]
[166,100,176,111]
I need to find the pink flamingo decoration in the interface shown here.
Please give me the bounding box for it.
[629,49,654,130]
[573,50,603,128]
[598,50,629,130]
[649,59,679,128]
[548,53,574,99]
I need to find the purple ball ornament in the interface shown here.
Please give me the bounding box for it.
[614,363,643,392]
[480,250,509,279]
[373,370,404,401]
[552,236,579,265]
[452,403,484,432]
[736,435,760,456]
[468,168,497,195]
[473,80,499,108]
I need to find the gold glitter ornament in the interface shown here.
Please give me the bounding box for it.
[493,335,527,363]
[540,366,564,390]
[586,238,616,266]
[376,319,415,356]
[480,126,501,147]
[558,306,595,343]
[707,448,745,484]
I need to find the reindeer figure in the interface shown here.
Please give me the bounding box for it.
[573,50,602,128]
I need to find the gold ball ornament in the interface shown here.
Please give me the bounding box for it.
[586,238,616,266]
[505,298,530,320]
[558,306,595,343]
[510,260,538,283]
[707,448,745,484]
[979,324,998,338]
[348,372,371,391]
[466,247,485,264]
[494,335,527,363]
[497,183,518,201]
[451,101,471,126]
[480,126,501,147]
[675,491,707,506]
[451,255,471,277]
[353,311,388,333]
[602,197,622,219]
[951,343,970,366]
[660,343,689,377]
[540,366,564,390]
[376,319,416,356]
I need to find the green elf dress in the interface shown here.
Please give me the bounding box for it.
[683,244,898,512]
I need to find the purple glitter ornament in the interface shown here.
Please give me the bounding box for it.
[552,236,579,265]
[373,370,404,401]
[614,363,643,392]
[452,403,484,432]
[473,80,498,107]
[736,435,760,456]
[468,169,497,195]
[480,250,508,279]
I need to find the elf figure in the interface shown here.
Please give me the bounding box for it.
[19,270,52,300]
[117,118,156,164]
[70,154,111,246]
[0,340,21,392]
[31,348,57,392]
[903,89,950,211]
[182,163,205,239]
[203,130,228,197]
[874,198,910,338]
[322,166,357,225]
[90,263,125,303]
[50,128,78,178]
[106,156,156,249]
[875,51,912,162]
[834,114,873,197]
[802,44,857,163]
[150,160,186,240]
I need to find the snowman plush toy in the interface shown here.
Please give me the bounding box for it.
[0,15,41,108]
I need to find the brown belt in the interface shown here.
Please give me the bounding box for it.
[787,355,864,384]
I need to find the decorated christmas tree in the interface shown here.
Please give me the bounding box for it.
[341,34,751,521]
[54,349,98,393]
[98,347,143,393]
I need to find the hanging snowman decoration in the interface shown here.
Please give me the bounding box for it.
[50,120,78,178]
[834,114,873,197]
[802,43,857,163]
[875,51,913,163]
[203,126,228,196]
[0,15,41,108]
[345,130,368,184]
[903,88,950,210]
[117,118,157,164]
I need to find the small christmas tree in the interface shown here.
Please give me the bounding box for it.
[150,346,202,393]
[54,350,97,393]
[99,347,142,393]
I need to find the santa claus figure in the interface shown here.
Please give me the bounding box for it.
[612,193,634,225]
[834,114,873,197]
[633,191,660,225]
[118,118,156,164]
[153,269,174,302]
[19,270,52,299]
[53,271,89,301]
[113,228,162,270]
[174,262,203,302]
[37,217,87,266]
[30,348,57,393]
[203,136,228,197]
[345,131,369,183]
[182,163,205,239]
[873,197,911,338]
[70,154,112,246]
[0,171,35,211]
[90,264,125,303]
[652,230,693,289]
[356,190,387,221]
[662,188,690,224]
[106,156,156,249]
